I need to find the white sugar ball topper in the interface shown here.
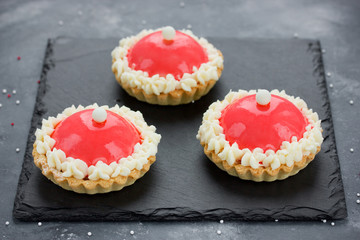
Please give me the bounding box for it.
[256,89,271,105]
[92,107,107,123]
[162,26,176,41]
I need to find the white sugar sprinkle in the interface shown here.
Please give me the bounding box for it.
[130,230,134,235]
[322,49,326,54]
[356,199,360,204]
[38,222,42,226]
[180,2,185,7]
[187,24,192,29]
[331,222,335,226]
[357,193,360,197]
[0,103,2,108]
[2,89,6,94]
[5,221,9,226]
[293,33,299,38]
[16,148,20,153]
[327,72,332,77]
[16,100,20,105]
[329,83,333,88]
[87,232,92,236]
[349,100,354,105]
[219,220,224,224]
[58,20,64,26]
[12,90,16,94]
[275,219,279,222]
[322,219,327,223]
[350,148,354,153]
[217,230,222,235]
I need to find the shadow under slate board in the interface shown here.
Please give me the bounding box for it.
[13,37,347,221]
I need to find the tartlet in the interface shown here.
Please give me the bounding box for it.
[33,104,161,194]
[111,26,224,105]
[197,89,323,182]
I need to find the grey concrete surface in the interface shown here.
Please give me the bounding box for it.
[0,0,359,239]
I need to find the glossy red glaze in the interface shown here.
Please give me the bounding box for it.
[127,30,208,80]
[51,109,141,166]
[220,94,307,152]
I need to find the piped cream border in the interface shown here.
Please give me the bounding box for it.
[34,104,161,181]
[196,89,323,171]
[111,28,224,96]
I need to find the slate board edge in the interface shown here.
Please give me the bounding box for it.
[12,39,54,221]
[307,40,347,219]
[12,38,347,222]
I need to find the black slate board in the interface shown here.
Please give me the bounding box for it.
[13,37,347,221]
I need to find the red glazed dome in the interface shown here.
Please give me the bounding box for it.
[51,109,141,166]
[127,30,208,80]
[220,94,307,152]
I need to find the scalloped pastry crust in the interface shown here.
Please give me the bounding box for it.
[202,142,320,182]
